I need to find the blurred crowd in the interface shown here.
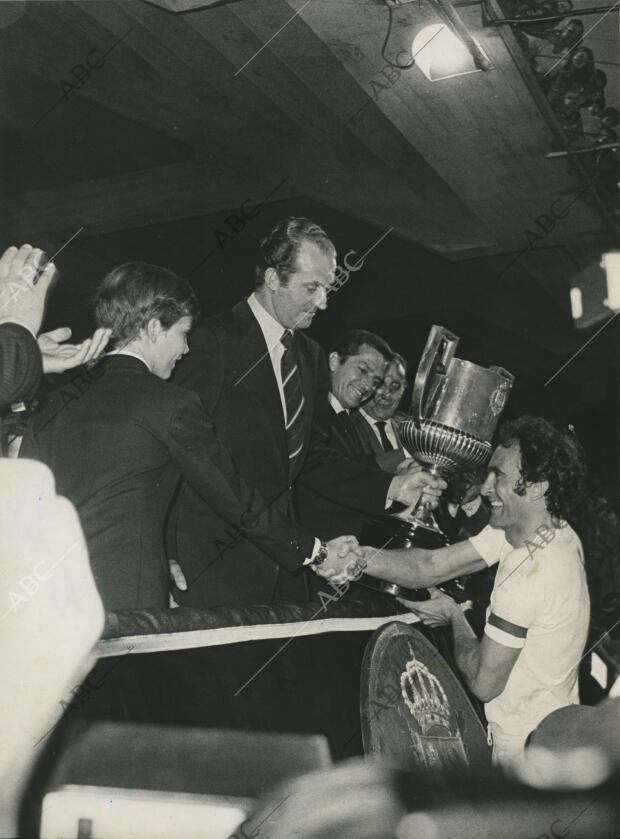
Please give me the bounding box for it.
[499,0,619,213]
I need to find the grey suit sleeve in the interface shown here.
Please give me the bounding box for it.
[0,323,42,411]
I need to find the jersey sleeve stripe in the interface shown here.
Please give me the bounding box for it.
[484,622,526,649]
[487,612,528,638]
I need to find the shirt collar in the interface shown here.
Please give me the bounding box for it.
[461,496,482,517]
[360,407,387,426]
[247,292,286,350]
[107,348,152,372]
[328,392,348,414]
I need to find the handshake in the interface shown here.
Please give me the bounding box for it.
[313,464,446,586]
[169,465,446,598]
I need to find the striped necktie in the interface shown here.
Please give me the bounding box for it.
[280,330,306,479]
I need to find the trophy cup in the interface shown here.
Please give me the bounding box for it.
[359,325,514,600]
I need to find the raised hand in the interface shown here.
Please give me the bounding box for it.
[0,244,57,335]
[38,326,111,374]
[312,535,367,586]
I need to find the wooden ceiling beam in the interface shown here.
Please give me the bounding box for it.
[0,2,203,147]
[7,160,298,240]
[143,0,239,11]
[218,0,496,252]
[9,158,501,260]
[276,0,611,251]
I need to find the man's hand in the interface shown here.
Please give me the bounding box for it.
[38,327,111,374]
[312,535,367,586]
[168,558,188,607]
[0,244,57,335]
[395,457,421,476]
[388,465,446,512]
[397,587,459,627]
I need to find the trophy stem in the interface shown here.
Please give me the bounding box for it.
[406,464,449,530]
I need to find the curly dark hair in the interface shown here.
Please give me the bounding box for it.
[255,217,335,288]
[497,415,587,523]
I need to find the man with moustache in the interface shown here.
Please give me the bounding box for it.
[361,416,590,770]
[170,217,441,607]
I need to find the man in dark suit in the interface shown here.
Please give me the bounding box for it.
[296,332,412,545]
[336,351,412,475]
[171,218,440,607]
[323,329,390,454]
[22,262,362,611]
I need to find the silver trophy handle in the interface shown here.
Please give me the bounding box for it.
[489,365,515,387]
[410,325,459,423]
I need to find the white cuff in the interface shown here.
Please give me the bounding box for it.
[0,318,38,339]
[303,537,322,565]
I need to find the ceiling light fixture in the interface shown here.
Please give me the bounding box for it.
[382,0,492,80]
[412,23,482,82]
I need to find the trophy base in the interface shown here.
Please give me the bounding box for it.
[360,511,449,552]
[357,576,433,602]
[358,512,450,603]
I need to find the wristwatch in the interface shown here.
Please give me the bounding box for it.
[310,540,328,567]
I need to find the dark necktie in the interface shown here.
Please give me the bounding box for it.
[375,420,394,452]
[280,331,306,479]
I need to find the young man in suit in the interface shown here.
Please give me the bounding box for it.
[21,262,364,611]
[170,217,441,607]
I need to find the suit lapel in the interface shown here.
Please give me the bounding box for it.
[230,301,288,468]
[356,413,383,456]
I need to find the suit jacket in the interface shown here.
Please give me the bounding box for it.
[170,299,392,607]
[336,410,409,474]
[20,355,319,612]
[295,402,403,543]
[0,322,42,412]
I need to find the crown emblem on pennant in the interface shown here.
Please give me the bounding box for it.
[400,645,452,735]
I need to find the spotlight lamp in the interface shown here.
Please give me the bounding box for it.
[383,0,492,82]
[601,251,620,312]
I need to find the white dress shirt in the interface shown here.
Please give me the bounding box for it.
[247,294,320,562]
[328,392,348,415]
[247,293,287,421]
[447,496,482,519]
[359,408,411,457]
